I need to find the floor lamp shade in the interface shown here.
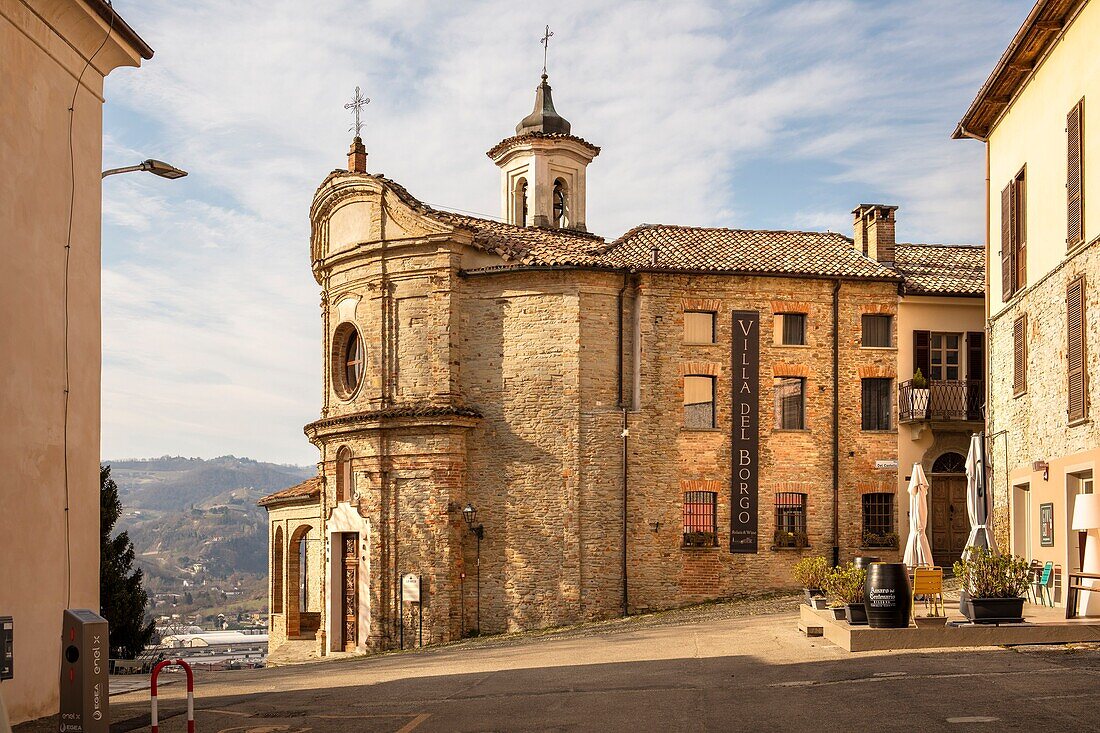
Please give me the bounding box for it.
[1071,494,1100,530]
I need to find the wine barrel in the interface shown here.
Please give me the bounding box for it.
[853,556,880,569]
[864,562,912,629]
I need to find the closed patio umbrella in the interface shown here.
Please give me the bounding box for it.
[964,433,998,554]
[903,463,933,567]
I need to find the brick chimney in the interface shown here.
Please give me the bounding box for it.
[852,204,897,264]
[348,136,367,173]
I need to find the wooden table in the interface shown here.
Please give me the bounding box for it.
[1065,571,1100,619]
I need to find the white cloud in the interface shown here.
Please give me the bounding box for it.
[100,0,1026,462]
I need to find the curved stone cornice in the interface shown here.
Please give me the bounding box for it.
[304,404,482,440]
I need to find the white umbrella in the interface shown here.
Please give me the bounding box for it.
[903,463,933,568]
[964,433,998,554]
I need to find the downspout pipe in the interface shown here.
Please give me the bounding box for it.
[617,273,629,618]
[832,279,841,567]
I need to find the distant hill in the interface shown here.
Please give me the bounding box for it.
[108,455,315,511]
[105,456,314,620]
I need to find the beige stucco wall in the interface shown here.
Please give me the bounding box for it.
[0,0,144,723]
[983,1,1099,605]
[895,295,985,555]
[987,0,1100,306]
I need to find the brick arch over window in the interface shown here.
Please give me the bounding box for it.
[335,446,352,503]
[272,525,284,614]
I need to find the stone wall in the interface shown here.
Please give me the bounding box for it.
[988,241,1100,551]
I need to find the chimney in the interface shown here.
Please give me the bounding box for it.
[852,204,897,264]
[348,136,367,173]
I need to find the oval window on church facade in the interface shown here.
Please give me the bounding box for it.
[332,322,364,399]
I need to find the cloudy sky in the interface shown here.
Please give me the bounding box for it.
[100,0,1026,465]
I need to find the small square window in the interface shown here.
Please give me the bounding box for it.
[684,311,716,343]
[779,313,806,345]
[861,315,892,347]
[861,378,892,430]
[684,375,716,428]
[774,377,805,429]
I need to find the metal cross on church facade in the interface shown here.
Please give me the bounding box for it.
[345,86,370,138]
[541,25,554,75]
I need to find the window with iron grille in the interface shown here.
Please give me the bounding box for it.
[774,377,805,429]
[774,492,807,548]
[861,493,897,547]
[861,378,892,430]
[683,491,718,547]
[861,314,892,347]
[684,375,716,429]
[780,313,806,345]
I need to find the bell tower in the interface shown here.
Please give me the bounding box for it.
[488,68,599,230]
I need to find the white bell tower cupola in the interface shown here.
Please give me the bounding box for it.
[487,73,599,231]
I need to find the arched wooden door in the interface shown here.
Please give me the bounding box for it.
[929,452,969,568]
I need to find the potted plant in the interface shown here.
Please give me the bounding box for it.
[773,529,809,549]
[953,548,1031,624]
[793,555,830,608]
[910,368,930,419]
[861,531,899,549]
[823,563,867,625]
[683,530,717,548]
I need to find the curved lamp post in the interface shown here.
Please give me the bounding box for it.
[462,503,484,636]
[102,158,187,179]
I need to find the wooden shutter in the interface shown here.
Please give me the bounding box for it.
[966,332,984,381]
[1068,99,1084,249]
[913,330,931,380]
[1067,276,1088,422]
[1001,182,1015,301]
[1013,315,1027,395]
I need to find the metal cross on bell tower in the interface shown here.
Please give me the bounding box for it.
[540,25,554,76]
[344,85,370,139]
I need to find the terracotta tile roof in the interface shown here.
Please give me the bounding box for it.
[435,212,608,267]
[599,224,901,280]
[258,476,322,507]
[893,243,985,296]
[486,132,601,160]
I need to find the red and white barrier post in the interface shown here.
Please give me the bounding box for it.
[150,658,195,733]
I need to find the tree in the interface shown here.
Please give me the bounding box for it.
[100,465,155,658]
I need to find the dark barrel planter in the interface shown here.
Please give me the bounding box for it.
[963,596,1025,624]
[853,556,880,570]
[845,603,868,625]
[864,563,912,628]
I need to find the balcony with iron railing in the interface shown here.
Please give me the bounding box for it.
[898,379,984,423]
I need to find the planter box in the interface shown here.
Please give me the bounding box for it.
[961,596,1025,624]
[811,597,829,610]
[913,615,948,629]
[803,588,824,606]
[845,603,868,625]
[831,607,847,621]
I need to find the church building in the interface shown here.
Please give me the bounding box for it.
[260,70,983,659]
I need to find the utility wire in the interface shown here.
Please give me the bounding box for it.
[63,0,116,609]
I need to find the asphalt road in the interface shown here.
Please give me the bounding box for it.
[18,604,1100,733]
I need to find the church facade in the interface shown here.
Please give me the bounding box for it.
[260,73,983,659]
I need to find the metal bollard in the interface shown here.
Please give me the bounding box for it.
[150,659,194,733]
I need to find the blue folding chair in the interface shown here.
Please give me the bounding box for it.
[1032,561,1054,607]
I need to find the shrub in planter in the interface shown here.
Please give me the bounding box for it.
[682,531,718,548]
[773,529,809,549]
[823,563,867,624]
[861,531,899,549]
[792,555,830,605]
[953,548,1031,623]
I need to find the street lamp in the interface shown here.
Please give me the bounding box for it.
[462,503,484,636]
[102,158,188,180]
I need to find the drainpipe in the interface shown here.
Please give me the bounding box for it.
[617,273,629,617]
[832,279,841,567]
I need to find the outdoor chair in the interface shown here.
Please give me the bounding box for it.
[911,566,944,619]
[1031,561,1054,607]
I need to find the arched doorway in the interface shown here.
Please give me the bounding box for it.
[288,524,319,639]
[929,451,969,568]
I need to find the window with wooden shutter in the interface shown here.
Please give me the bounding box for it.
[1067,276,1088,423]
[1001,182,1015,301]
[1068,99,1085,249]
[966,332,984,381]
[1013,315,1027,396]
[1015,167,1027,292]
[913,330,931,380]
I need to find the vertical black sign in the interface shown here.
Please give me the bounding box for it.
[730,310,759,553]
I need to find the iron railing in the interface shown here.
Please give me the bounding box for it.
[898,379,984,423]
